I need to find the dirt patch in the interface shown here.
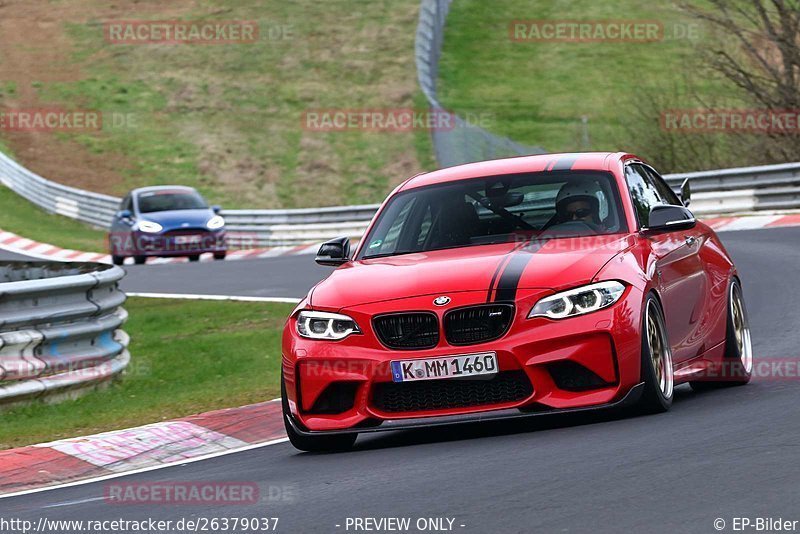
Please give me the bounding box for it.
[0,0,194,195]
[0,0,429,207]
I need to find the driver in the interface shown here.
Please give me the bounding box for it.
[555,180,605,228]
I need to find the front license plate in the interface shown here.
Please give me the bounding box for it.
[175,235,201,244]
[391,352,498,383]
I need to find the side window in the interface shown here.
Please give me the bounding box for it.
[642,166,681,206]
[120,195,132,212]
[624,164,663,227]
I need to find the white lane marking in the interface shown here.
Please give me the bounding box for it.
[43,496,107,508]
[0,436,290,500]
[126,292,301,304]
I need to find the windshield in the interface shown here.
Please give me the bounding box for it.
[359,171,627,259]
[137,190,208,213]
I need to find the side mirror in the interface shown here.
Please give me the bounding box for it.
[679,178,691,207]
[211,205,222,214]
[315,236,351,266]
[644,205,696,233]
[117,209,132,220]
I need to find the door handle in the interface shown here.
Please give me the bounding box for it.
[685,236,697,247]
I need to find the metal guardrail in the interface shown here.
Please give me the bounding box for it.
[222,205,378,247]
[0,261,129,405]
[665,162,800,215]
[415,0,545,168]
[0,151,377,247]
[0,152,120,229]
[3,144,800,250]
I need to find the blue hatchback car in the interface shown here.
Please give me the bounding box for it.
[108,186,227,265]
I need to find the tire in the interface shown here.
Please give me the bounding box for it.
[690,278,753,391]
[112,255,125,266]
[637,294,674,414]
[213,252,226,261]
[281,371,357,452]
[188,255,200,262]
[133,256,147,265]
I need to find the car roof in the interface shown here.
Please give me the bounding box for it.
[399,152,638,191]
[131,185,199,196]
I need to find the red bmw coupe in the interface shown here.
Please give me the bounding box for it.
[281,152,753,451]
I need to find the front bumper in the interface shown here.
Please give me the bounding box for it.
[282,286,644,433]
[285,382,644,436]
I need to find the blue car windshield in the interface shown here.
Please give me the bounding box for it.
[138,191,208,213]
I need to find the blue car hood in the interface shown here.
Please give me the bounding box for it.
[138,209,215,231]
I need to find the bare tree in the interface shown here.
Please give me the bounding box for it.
[682,0,800,161]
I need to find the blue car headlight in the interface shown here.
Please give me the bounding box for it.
[529,281,626,320]
[207,215,225,230]
[136,221,163,233]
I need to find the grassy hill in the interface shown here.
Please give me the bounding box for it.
[437,0,743,171]
[0,0,433,209]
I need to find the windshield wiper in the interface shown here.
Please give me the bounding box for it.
[362,250,417,260]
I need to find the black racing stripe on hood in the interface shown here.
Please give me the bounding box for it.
[550,155,580,171]
[486,240,529,302]
[486,256,511,302]
[493,239,549,302]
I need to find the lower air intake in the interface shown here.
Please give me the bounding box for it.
[371,370,533,413]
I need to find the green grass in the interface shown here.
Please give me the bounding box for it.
[0,0,435,209]
[438,0,737,160]
[0,185,107,252]
[0,297,294,450]
[0,139,10,157]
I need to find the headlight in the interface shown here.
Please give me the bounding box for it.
[207,215,225,230]
[296,311,361,340]
[137,221,163,233]
[529,281,626,320]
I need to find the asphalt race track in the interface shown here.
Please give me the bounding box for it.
[117,254,334,299]
[0,249,333,299]
[2,227,800,533]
